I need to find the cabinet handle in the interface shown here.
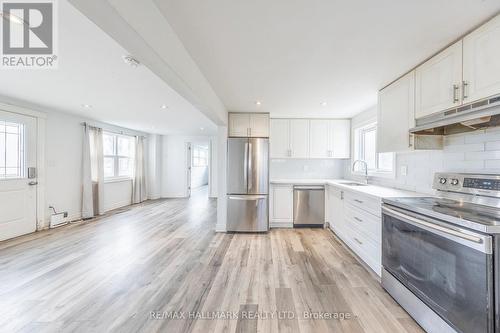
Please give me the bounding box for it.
[462,81,469,100]
[340,191,344,200]
[354,238,363,245]
[354,217,363,222]
[453,84,460,103]
[354,199,363,204]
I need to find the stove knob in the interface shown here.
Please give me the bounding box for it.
[451,179,459,186]
[439,177,447,184]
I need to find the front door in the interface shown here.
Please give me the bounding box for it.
[0,110,37,241]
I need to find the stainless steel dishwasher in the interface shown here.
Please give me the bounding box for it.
[293,185,325,227]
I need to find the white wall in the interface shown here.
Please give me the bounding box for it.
[347,107,500,194]
[44,109,148,226]
[161,135,216,197]
[270,159,346,180]
[216,126,227,232]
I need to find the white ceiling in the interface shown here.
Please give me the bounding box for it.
[0,0,217,135]
[155,0,500,118]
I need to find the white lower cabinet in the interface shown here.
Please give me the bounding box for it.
[327,186,382,276]
[270,184,294,227]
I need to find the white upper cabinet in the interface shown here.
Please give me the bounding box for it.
[228,113,269,137]
[309,120,330,158]
[228,113,249,137]
[415,41,463,119]
[378,71,415,153]
[289,119,310,158]
[270,119,290,158]
[330,120,350,158]
[249,113,270,137]
[270,118,350,159]
[463,15,500,103]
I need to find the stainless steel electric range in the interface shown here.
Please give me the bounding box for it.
[382,173,500,333]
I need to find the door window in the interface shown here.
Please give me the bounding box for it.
[0,120,25,179]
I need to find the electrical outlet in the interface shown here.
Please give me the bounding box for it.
[400,165,408,176]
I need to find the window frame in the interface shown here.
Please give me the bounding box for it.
[0,120,26,180]
[352,121,396,179]
[103,132,135,181]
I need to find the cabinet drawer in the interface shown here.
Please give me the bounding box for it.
[348,229,381,276]
[344,203,381,243]
[344,191,381,217]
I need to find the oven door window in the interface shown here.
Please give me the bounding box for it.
[382,213,493,333]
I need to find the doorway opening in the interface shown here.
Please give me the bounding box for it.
[187,141,210,198]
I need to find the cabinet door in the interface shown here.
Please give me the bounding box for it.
[378,71,415,153]
[463,15,500,103]
[329,120,350,158]
[309,120,330,158]
[270,119,290,158]
[229,113,250,137]
[249,113,270,137]
[415,41,463,119]
[328,186,344,234]
[290,119,310,158]
[271,185,293,222]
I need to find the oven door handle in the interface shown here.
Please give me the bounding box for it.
[383,206,492,253]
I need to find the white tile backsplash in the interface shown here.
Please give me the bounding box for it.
[347,129,500,194]
[270,159,346,180]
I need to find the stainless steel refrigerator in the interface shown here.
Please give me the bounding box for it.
[227,137,269,232]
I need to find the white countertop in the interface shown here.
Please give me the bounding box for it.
[270,178,426,199]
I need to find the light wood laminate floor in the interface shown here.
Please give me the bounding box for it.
[0,189,422,333]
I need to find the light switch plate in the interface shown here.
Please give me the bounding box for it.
[400,165,408,176]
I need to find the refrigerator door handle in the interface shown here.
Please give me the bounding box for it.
[248,142,253,192]
[229,195,267,200]
[244,142,248,189]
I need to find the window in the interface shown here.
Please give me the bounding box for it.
[0,120,25,179]
[103,132,135,179]
[353,122,394,175]
[192,145,208,167]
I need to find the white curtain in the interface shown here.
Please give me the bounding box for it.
[81,124,93,219]
[81,124,105,218]
[133,136,147,204]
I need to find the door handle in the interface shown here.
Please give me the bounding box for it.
[462,80,469,100]
[248,142,253,191]
[453,84,460,103]
[28,181,38,186]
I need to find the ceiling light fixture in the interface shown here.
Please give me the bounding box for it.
[122,55,140,67]
[161,104,168,109]
[321,101,327,107]
[255,101,262,106]
[81,104,93,109]
[200,127,205,131]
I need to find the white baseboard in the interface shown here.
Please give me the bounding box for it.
[270,221,293,228]
[215,223,226,232]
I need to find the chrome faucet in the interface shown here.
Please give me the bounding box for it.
[352,160,369,184]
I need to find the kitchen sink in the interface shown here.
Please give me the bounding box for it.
[338,182,368,187]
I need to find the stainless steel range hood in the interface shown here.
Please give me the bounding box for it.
[410,95,500,136]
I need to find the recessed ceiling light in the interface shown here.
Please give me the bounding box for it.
[200,127,204,131]
[161,104,168,109]
[321,101,327,107]
[255,101,262,106]
[122,55,140,67]
[81,104,92,109]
